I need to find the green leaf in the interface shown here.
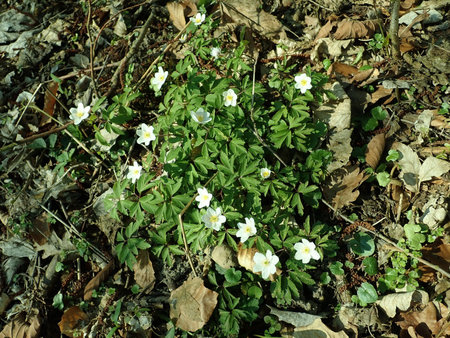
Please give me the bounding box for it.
[376,172,390,187]
[357,282,378,305]
[386,149,399,162]
[28,138,46,149]
[362,117,378,131]
[329,261,344,275]
[224,268,242,284]
[362,257,378,276]
[371,106,387,120]
[349,232,375,256]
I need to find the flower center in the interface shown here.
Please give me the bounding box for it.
[301,80,307,86]
[210,215,219,223]
[202,195,209,200]
[245,226,251,233]
[227,95,233,101]
[144,132,151,138]
[77,111,84,117]
[263,171,269,177]
[197,114,204,122]
[134,169,140,175]
[302,247,310,254]
[196,18,201,23]
[159,75,165,81]
[263,259,270,267]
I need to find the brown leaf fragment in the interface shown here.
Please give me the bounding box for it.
[29,212,51,245]
[332,62,359,77]
[58,306,88,338]
[396,302,450,336]
[166,1,197,31]
[169,277,218,332]
[371,86,393,103]
[84,260,115,301]
[419,238,450,281]
[315,20,336,40]
[41,81,59,126]
[133,250,155,293]
[0,312,41,338]
[365,133,386,169]
[334,19,377,40]
[236,244,280,281]
[322,165,365,209]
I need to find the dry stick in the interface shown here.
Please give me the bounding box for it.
[389,0,401,61]
[0,121,73,153]
[133,23,189,93]
[249,53,288,167]
[15,83,42,128]
[322,199,450,279]
[178,172,218,277]
[106,9,155,97]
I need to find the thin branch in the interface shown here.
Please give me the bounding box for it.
[322,200,450,279]
[389,0,401,61]
[178,172,218,277]
[86,0,99,97]
[106,8,155,97]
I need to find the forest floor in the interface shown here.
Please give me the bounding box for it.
[0,0,449,337]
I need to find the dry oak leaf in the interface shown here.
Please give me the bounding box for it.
[396,302,450,337]
[322,165,366,209]
[371,85,393,104]
[133,250,155,292]
[169,277,218,332]
[166,0,197,31]
[58,306,89,338]
[365,133,386,169]
[334,19,377,40]
[84,260,115,301]
[376,290,429,318]
[419,238,450,282]
[315,20,336,41]
[0,312,41,338]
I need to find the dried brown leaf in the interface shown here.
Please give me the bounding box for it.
[371,86,393,103]
[315,20,336,40]
[396,302,450,336]
[286,318,349,337]
[169,277,218,332]
[322,165,365,209]
[334,19,377,40]
[167,1,197,32]
[58,306,88,338]
[365,133,386,169]
[332,62,359,77]
[29,212,51,245]
[419,238,450,281]
[0,312,41,338]
[133,250,155,292]
[41,82,58,126]
[84,260,115,301]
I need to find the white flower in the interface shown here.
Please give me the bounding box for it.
[211,47,221,60]
[179,33,188,43]
[127,161,142,184]
[294,239,320,264]
[195,187,212,209]
[190,13,205,26]
[253,250,279,280]
[191,108,212,124]
[202,207,226,231]
[260,168,271,179]
[294,73,312,94]
[136,123,156,146]
[69,102,90,125]
[151,66,168,91]
[223,89,237,107]
[236,217,257,243]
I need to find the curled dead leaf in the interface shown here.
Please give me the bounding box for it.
[58,306,89,338]
[84,260,115,301]
[365,133,386,169]
[166,0,197,31]
[133,250,155,293]
[396,302,450,336]
[334,19,377,40]
[322,165,366,209]
[0,312,41,338]
[371,86,393,104]
[169,277,218,332]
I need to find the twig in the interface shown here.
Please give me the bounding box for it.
[14,83,42,128]
[178,172,218,277]
[389,0,401,61]
[0,121,73,153]
[106,8,155,97]
[322,200,450,279]
[132,23,190,93]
